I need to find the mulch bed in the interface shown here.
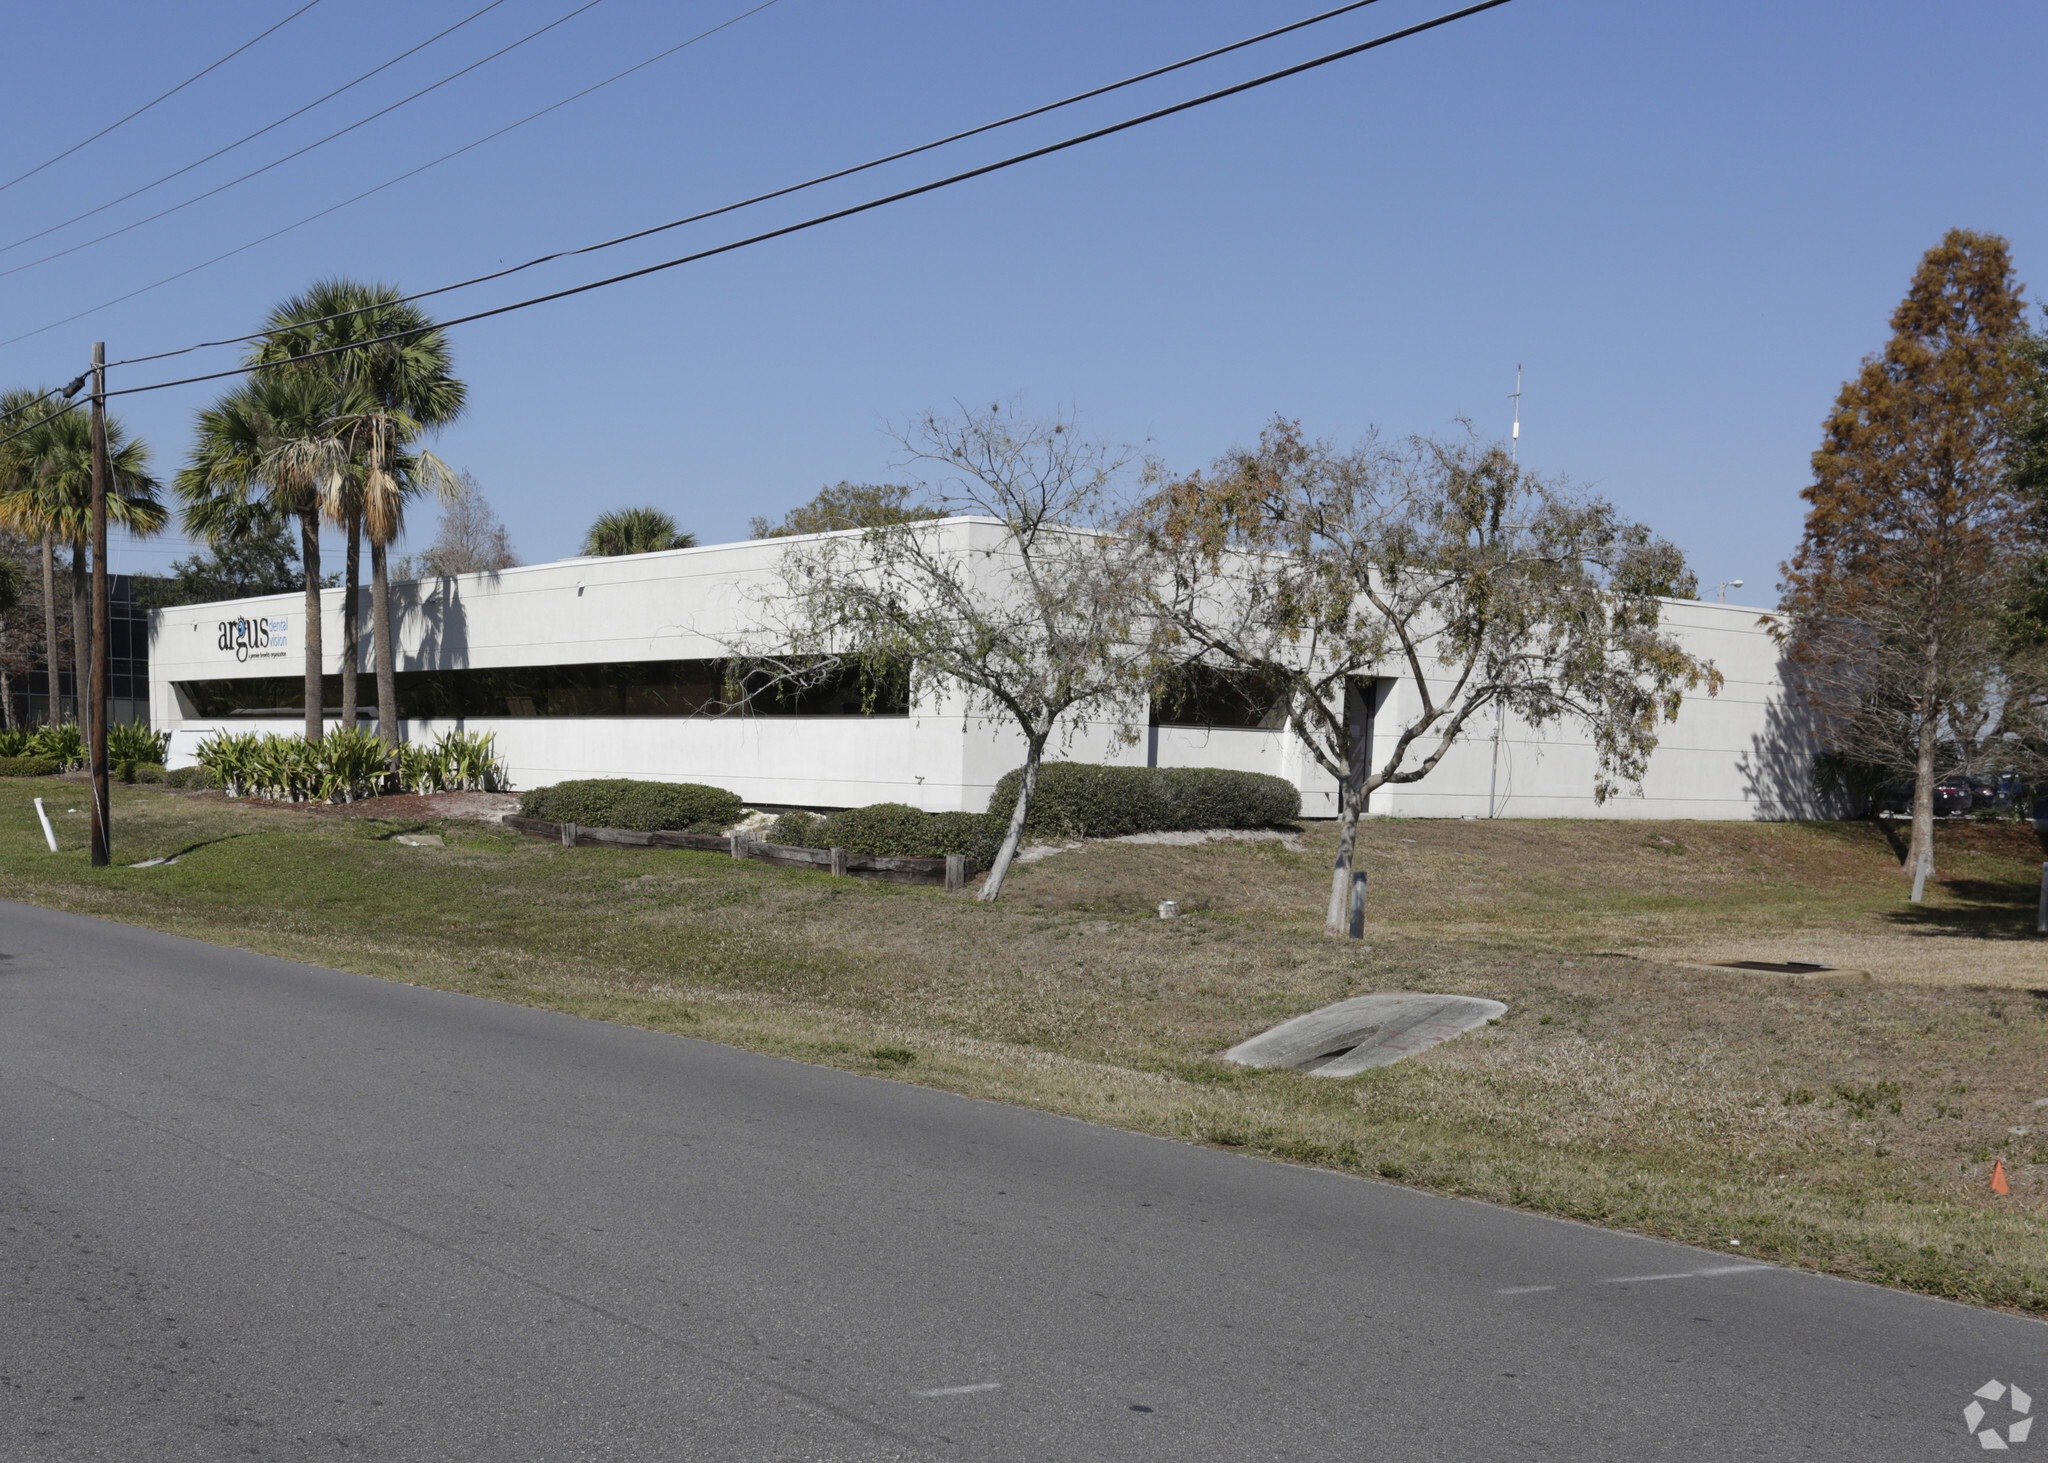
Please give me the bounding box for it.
[180,789,519,824]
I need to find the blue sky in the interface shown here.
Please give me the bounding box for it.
[2,0,2040,606]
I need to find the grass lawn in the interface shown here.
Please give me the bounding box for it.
[5,774,2046,1314]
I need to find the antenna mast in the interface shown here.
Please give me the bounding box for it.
[1509,364,1522,463]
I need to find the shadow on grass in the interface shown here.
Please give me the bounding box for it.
[152,831,266,863]
[1883,875,2044,939]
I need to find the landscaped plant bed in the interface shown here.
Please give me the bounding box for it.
[502,813,977,888]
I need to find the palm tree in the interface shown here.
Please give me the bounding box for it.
[177,371,344,743]
[0,401,165,735]
[0,387,65,722]
[582,507,695,557]
[254,280,466,754]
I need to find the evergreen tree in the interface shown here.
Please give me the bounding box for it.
[582,507,694,556]
[132,506,303,609]
[749,482,936,538]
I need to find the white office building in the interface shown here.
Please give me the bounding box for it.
[148,518,1825,820]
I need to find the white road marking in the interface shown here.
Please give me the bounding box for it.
[1604,1264,1771,1284]
[914,1383,1002,1398]
[1495,1285,1558,1295]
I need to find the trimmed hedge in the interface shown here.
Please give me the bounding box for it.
[817,802,934,857]
[770,803,1005,863]
[123,762,169,784]
[984,762,1300,839]
[760,764,1296,863]
[767,809,825,846]
[165,764,224,790]
[0,755,61,778]
[519,778,744,833]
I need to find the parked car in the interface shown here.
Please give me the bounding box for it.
[1874,777,1973,816]
[1959,774,1998,812]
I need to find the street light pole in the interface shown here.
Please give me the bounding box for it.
[88,341,110,868]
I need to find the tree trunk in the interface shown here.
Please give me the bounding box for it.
[372,538,398,758]
[1907,705,1939,902]
[69,540,87,748]
[39,532,59,724]
[1324,718,1370,936]
[300,510,323,744]
[1904,621,1943,899]
[978,736,1046,902]
[0,661,14,730]
[340,510,361,733]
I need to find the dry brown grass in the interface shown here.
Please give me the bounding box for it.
[4,778,2045,1312]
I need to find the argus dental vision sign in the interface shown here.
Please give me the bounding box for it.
[218,615,290,663]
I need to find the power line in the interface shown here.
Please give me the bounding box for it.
[0,0,613,280]
[0,397,88,449]
[0,0,509,257]
[0,0,328,197]
[5,0,787,355]
[2,0,1515,452]
[0,376,91,429]
[106,0,1517,405]
[100,0,1396,368]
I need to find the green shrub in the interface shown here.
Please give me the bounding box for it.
[0,755,61,777]
[984,761,1301,839]
[816,802,940,857]
[431,730,508,792]
[107,722,170,765]
[29,722,84,770]
[764,804,1000,862]
[765,804,1002,863]
[519,778,743,832]
[190,728,506,802]
[165,764,223,790]
[767,809,825,846]
[131,762,168,784]
[926,810,1006,864]
[0,728,32,758]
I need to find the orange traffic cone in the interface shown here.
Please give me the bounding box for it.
[1992,1159,2010,1196]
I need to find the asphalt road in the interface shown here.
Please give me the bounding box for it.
[1,900,2040,1461]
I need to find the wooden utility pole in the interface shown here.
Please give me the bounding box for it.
[88,342,110,868]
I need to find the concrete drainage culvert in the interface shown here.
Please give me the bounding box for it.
[1223,994,1507,1078]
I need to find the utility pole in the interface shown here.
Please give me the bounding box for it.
[88,342,110,868]
[1508,364,1522,463]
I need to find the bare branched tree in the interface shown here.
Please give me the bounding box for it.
[744,403,1153,900]
[1132,418,1717,937]
[396,470,519,579]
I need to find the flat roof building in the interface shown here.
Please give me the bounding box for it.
[148,519,1824,820]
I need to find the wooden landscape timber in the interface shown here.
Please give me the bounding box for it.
[501,814,975,890]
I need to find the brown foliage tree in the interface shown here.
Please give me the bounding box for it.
[1779,229,2034,894]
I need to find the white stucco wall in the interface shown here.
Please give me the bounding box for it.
[149,522,1823,820]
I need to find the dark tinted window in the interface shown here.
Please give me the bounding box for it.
[1151,664,1289,730]
[175,658,908,720]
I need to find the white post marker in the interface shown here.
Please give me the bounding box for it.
[33,797,57,852]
